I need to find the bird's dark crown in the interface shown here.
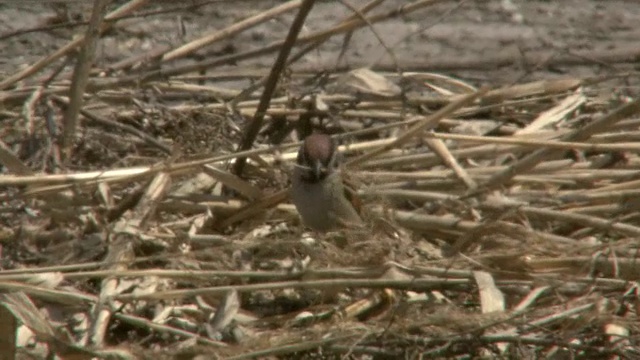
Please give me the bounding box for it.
[297,133,337,182]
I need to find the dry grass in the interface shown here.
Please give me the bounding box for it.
[1,0,640,359]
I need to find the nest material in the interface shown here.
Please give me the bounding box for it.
[1,1,640,359]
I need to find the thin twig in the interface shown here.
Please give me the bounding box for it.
[232,0,317,176]
[62,0,110,159]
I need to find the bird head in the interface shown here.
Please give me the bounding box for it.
[296,133,337,182]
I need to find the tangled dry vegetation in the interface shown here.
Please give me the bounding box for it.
[1,0,640,359]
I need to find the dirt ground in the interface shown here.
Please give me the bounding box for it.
[2,0,639,87]
[2,1,640,358]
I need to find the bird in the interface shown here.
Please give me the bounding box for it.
[290,133,364,231]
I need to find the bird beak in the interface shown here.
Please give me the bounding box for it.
[313,159,324,180]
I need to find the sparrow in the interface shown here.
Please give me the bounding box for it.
[290,133,363,231]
